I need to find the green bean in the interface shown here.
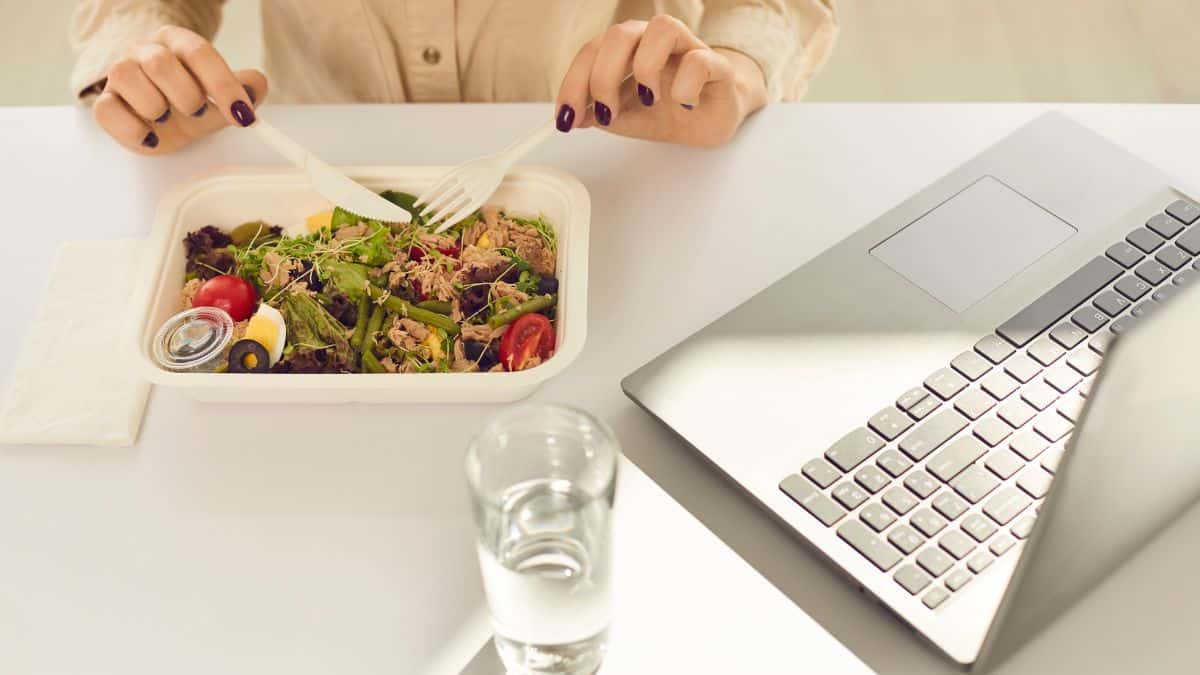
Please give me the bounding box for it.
[361,350,386,374]
[416,300,453,315]
[367,286,460,335]
[350,295,371,350]
[488,294,556,329]
[365,303,386,338]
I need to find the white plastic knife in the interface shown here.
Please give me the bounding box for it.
[251,118,412,223]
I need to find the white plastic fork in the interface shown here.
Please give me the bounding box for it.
[417,119,556,233]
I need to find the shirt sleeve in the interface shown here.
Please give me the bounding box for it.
[69,0,225,101]
[697,0,838,102]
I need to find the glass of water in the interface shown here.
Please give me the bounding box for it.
[466,404,620,675]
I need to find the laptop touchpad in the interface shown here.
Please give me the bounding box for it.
[870,176,1076,313]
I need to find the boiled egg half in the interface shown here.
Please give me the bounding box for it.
[242,303,287,366]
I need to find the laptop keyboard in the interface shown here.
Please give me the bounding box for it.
[779,198,1200,611]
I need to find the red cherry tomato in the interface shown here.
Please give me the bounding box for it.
[498,313,555,371]
[192,274,258,321]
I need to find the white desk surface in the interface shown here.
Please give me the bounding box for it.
[0,103,1197,675]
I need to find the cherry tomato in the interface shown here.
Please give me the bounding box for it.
[498,313,555,371]
[192,274,258,321]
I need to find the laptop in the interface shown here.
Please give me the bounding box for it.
[621,112,1200,669]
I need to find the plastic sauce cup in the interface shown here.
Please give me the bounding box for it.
[152,307,235,372]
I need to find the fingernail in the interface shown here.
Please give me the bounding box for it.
[231,100,255,127]
[243,84,256,105]
[191,103,207,117]
[637,83,654,106]
[142,131,159,149]
[555,104,575,133]
[681,103,695,111]
[594,101,612,126]
[154,109,170,124]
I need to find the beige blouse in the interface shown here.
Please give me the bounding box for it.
[70,0,837,105]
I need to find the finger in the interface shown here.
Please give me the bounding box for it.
[235,68,269,107]
[632,14,705,106]
[671,48,735,109]
[104,58,170,124]
[133,43,207,119]
[588,20,644,126]
[554,37,601,133]
[93,91,159,153]
[154,26,255,127]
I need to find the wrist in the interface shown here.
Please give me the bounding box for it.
[713,47,768,118]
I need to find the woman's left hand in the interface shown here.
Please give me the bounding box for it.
[555,15,768,147]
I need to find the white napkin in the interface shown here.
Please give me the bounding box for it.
[0,239,151,447]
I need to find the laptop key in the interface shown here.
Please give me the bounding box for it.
[1094,290,1131,317]
[833,481,870,510]
[962,513,998,542]
[975,334,1015,364]
[950,465,1001,504]
[928,436,987,483]
[883,486,920,516]
[932,491,969,520]
[1012,515,1037,539]
[894,564,933,595]
[951,351,992,381]
[1044,364,1083,394]
[1153,285,1176,303]
[997,398,1037,428]
[1010,430,1050,460]
[1131,301,1158,318]
[983,485,1033,525]
[967,551,994,574]
[946,568,973,592]
[904,469,940,499]
[1034,412,1073,442]
[868,405,914,441]
[855,465,892,494]
[1057,394,1087,423]
[1027,338,1065,367]
[996,256,1121,347]
[908,396,940,420]
[985,449,1025,480]
[911,508,948,537]
[1070,306,1109,333]
[1174,269,1196,286]
[1105,242,1144,268]
[877,449,913,478]
[801,458,842,488]
[1127,227,1165,253]
[917,547,954,577]
[897,387,930,412]
[839,520,902,572]
[1178,227,1200,256]
[1017,466,1054,499]
[1135,259,1171,285]
[1147,213,1185,239]
[980,370,1020,400]
[1004,353,1042,383]
[1049,323,1087,349]
[888,524,926,554]
[1110,315,1139,335]
[899,409,968,461]
[780,475,847,526]
[990,534,1016,555]
[955,388,996,420]
[925,368,969,400]
[923,587,950,609]
[1067,349,1102,376]
[860,503,897,532]
[1156,244,1191,271]
[825,428,885,472]
[1089,331,1115,354]
[974,416,1013,447]
[1041,443,1066,474]
[1166,198,1200,224]
[940,530,976,560]
[1021,381,1059,411]
[1115,276,1152,301]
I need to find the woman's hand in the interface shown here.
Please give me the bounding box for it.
[555,15,767,147]
[92,26,267,155]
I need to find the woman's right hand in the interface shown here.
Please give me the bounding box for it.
[93,25,267,155]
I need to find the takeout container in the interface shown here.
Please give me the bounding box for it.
[132,166,589,403]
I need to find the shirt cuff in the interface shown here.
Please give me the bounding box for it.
[698,6,794,103]
[70,10,170,103]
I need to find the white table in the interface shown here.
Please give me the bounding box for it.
[1,104,1197,675]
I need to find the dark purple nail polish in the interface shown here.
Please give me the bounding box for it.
[142,131,159,149]
[243,84,256,105]
[154,108,170,124]
[231,100,255,127]
[637,83,654,106]
[191,103,207,117]
[681,103,694,110]
[594,101,612,126]
[556,104,575,133]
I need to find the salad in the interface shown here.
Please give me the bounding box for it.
[172,190,559,374]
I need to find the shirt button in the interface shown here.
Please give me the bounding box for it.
[422,47,441,65]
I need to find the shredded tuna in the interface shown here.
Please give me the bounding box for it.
[180,278,202,309]
[380,357,400,373]
[334,223,369,240]
[259,251,303,288]
[461,323,505,341]
[397,318,429,340]
[493,281,529,304]
[387,317,422,352]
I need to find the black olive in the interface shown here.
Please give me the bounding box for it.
[501,267,522,283]
[536,276,559,295]
[228,339,270,373]
[479,343,500,370]
[463,340,487,362]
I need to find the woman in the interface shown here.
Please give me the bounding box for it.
[71,1,837,154]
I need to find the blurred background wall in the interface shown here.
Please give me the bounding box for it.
[3,0,1197,105]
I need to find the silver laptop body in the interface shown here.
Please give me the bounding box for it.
[621,112,1200,666]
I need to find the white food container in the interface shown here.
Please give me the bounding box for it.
[132,166,589,403]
